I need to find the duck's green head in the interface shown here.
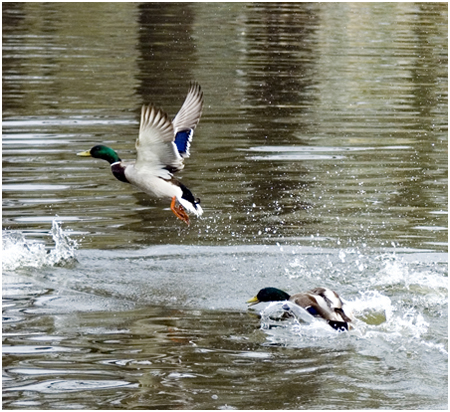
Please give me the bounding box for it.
[247,287,291,306]
[77,145,121,164]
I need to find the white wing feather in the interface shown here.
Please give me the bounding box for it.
[172,82,204,135]
[134,105,184,175]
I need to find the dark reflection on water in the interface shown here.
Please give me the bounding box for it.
[237,3,319,219]
[2,2,448,410]
[136,3,198,98]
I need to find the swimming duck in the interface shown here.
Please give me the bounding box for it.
[77,82,204,225]
[247,287,352,331]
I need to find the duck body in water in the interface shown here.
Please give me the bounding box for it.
[247,287,353,331]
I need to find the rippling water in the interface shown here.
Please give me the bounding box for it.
[3,226,448,409]
[2,2,448,410]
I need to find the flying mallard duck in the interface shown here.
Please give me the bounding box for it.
[77,82,204,225]
[247,287,353,331]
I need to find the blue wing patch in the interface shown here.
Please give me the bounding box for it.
[174,129,193,158]
[306,306,320,317]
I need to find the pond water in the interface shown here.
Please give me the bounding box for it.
[2,2,448,410]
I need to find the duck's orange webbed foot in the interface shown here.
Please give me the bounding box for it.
[170,197,190,225]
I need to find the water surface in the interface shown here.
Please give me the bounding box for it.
[2,2,448,410]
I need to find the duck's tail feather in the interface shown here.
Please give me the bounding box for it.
[176,181,203,217]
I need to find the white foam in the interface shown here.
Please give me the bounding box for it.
[371,256,448,291]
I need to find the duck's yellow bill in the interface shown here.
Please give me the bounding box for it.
[246,296,260,306]
[77,150,92,157]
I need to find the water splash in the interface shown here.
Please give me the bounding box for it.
[255,268,446,348]
[2,220,78,271]
[347,290,393,325]
[259,301,339,342]
[371,254,448,292]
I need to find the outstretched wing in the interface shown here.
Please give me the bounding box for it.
[134,105,184,175]
[172,82,204,158]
